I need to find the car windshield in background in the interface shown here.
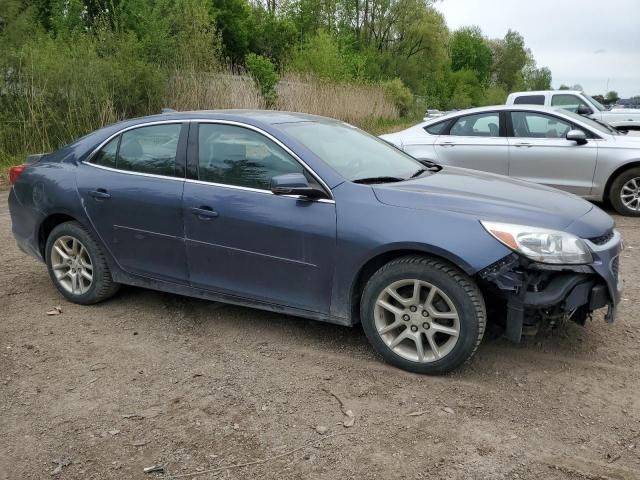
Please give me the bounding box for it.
[560,109,617,135]
[585,94,606,112]
[280,121,425,183]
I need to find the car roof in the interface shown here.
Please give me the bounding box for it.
[120,109,337,127]
[509,90,583,96]
[421,104,577,124]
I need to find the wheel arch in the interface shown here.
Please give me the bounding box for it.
[604,160,640,203]
[38,213,82,258]
[348,246,475,325]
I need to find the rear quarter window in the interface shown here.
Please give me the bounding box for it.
[513,95,546,105]
[424,121,449,135]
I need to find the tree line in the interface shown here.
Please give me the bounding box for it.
[0,0,553,163]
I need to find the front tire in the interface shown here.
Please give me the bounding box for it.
[609,167,640,216]
[360,256,485,374]
[45,221,119,304]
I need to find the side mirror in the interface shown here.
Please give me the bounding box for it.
[566,129,588,145]
[577,104,592,115]
[271,173,327,199]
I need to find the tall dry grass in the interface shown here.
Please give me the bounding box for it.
[276,74,399,123]
[167,71,264,111]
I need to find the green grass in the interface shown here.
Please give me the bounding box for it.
[358,115,422,136]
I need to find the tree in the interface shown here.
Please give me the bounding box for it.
[605,90,619,104]
[523,65,552,90]
[558,84,571,90]
[449,26,492,84]
[490,30,529,92]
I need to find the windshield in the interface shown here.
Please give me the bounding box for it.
[280,121,426,182]
[585,94,606,112]
[558,109,617,135]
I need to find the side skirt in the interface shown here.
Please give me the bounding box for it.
[111,269,351,327]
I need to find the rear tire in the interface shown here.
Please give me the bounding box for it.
[360,255,485,374]
[609,167,640,216]
[45,221,119,304]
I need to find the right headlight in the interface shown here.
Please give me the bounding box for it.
[481,221,593,265]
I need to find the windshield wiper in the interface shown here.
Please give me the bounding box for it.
[410,168,428,179]
[353,176,405,184]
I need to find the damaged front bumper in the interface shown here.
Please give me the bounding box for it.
[479,230,623,342]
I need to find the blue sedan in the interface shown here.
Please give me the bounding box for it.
[8,110,623,373]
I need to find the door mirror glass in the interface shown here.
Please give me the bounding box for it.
[566,129,588,145]
[271,173,326,199]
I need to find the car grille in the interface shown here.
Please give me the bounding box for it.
[588,230,614,245]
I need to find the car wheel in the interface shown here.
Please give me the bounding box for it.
[360,255,485,374]
[45,221,119,304]
[610,167,640,216]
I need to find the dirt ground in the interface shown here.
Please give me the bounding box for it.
[1,189,639,480]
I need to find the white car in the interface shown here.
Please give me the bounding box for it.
[506,90,640,132]
[380,105,640,216]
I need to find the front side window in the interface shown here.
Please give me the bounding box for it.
[117,124,181,176]
[449,113,500,137]
[513,95,545,105]
[551,94,591,113]
[198,124,303,190]
[510,112,573,139]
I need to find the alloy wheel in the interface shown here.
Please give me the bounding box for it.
[621,177,640,212]
[374,279,460,363]
[50,235,93,295]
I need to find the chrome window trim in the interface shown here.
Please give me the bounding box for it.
[83,161,185,182]
[81,118,335,203]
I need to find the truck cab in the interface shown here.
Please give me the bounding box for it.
[506,90,640,131]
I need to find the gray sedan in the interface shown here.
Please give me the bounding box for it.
[381,105,640,216]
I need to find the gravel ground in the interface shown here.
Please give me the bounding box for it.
[1,190,639,480]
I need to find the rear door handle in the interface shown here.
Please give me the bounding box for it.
[89,189,111,200]
[190,206,219,219]
[513,143,533,148]
[439,142,456,147]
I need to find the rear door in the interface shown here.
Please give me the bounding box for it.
[433,111,509,175]
[182,122,337,314]
[77,122,189,283]
[507,110,597,195]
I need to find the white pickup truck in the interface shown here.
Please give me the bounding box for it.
[506,90,640,131]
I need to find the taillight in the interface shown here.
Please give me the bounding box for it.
[9,164,25,185]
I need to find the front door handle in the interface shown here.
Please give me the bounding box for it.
[439,142,456,147]
[513,143,533,148]
[89,189,111,200]
[190,206,219,219]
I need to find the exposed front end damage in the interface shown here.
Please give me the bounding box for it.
[478,230,623,342]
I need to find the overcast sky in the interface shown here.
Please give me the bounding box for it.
[434,0,640,97]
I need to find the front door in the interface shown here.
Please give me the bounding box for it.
[507,111,598,196]
[183,122,337,314]
[434,111,509,175]
[77,122,189,283]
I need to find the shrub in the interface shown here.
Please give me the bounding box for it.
[382,79,414,117]
[245,53,279,107]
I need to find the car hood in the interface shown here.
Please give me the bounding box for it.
[372,166,608,236]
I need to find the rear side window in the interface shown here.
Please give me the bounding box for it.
[197,123,303,190]
[92,137,118,168]
[118,124,181,176]
[449,113,500,137]
[424,121,448,135]
[90,124,182,177]
[513,95,545,105]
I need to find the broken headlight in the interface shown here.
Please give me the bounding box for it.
[481,221,593,265]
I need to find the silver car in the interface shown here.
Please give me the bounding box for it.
[380,105,640,216]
